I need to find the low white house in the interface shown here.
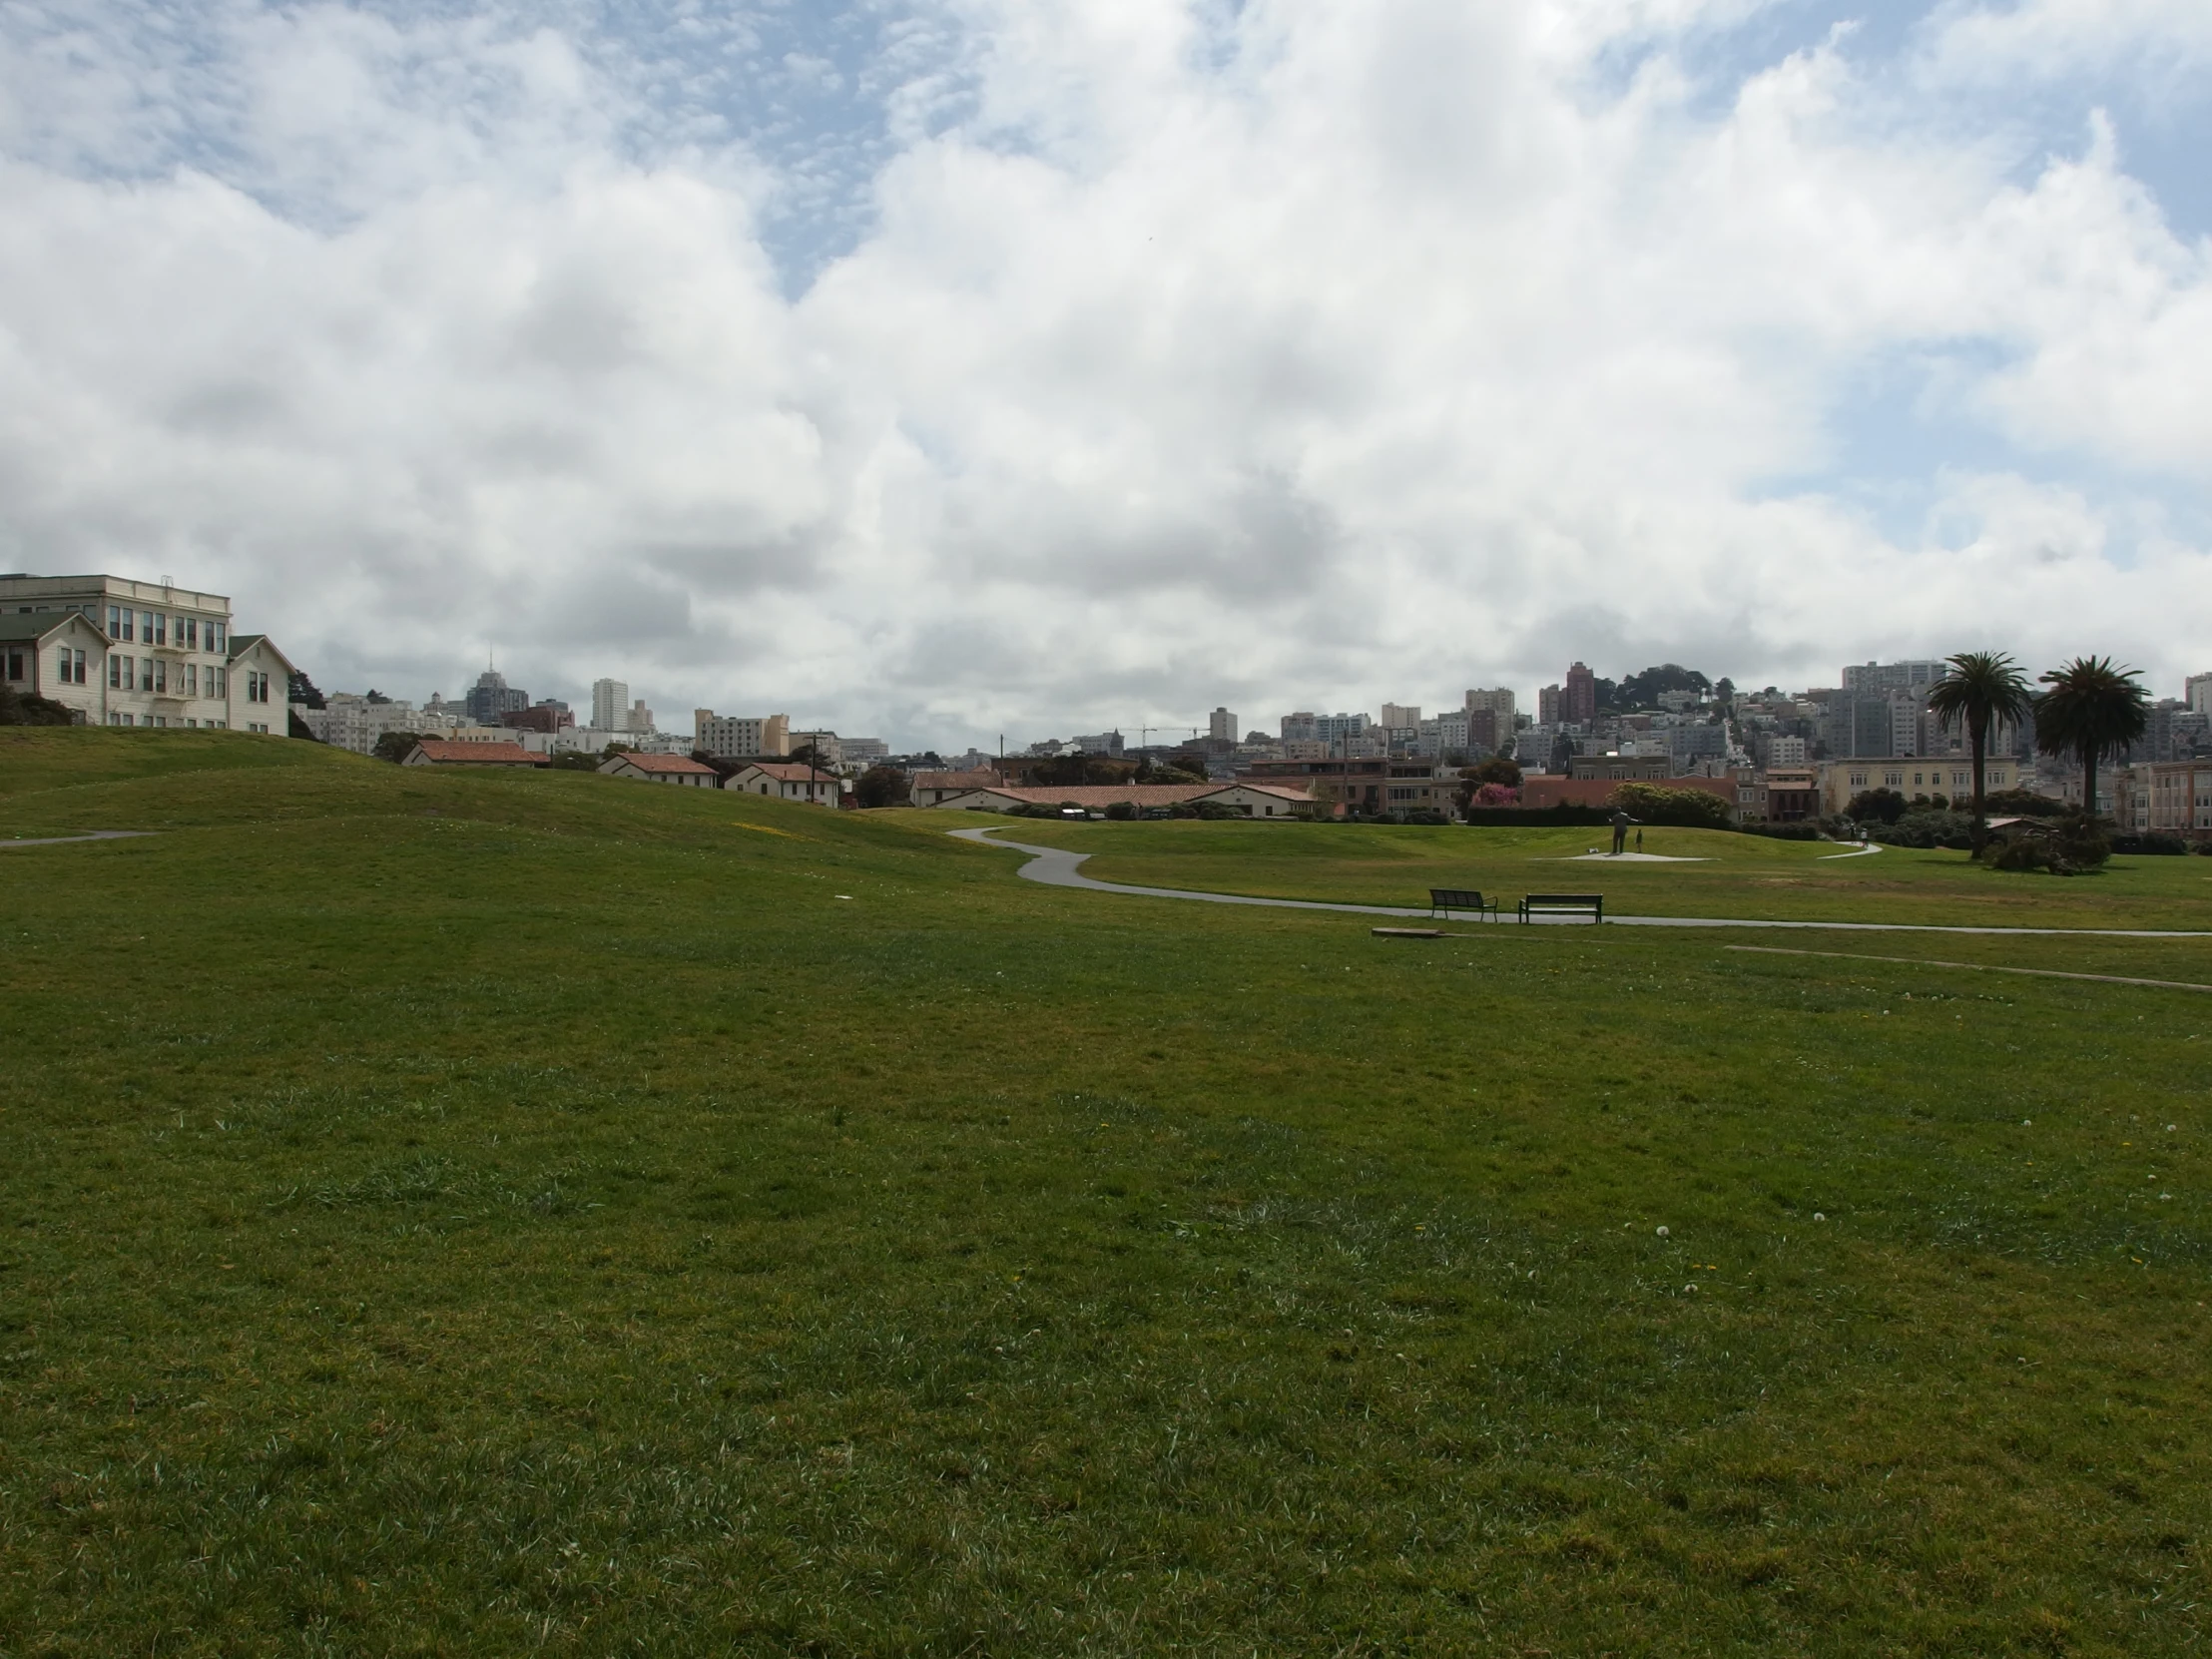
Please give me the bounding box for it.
[599,752,721,788]
[727,760,843,806]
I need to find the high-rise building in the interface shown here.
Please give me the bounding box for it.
[591,678,629,731]
[630,699,654,735]
[467,669,528,727]
[1841,660,1946,695]
[1280,712,1319,743]
[1464,687,1516,730]
[1208,708,1237,743]
[1538,684,1562,725]
[1562,663,1597,726]
[694,711,791,760]
[2187,673,2212,718]
[1380,703,1420,729]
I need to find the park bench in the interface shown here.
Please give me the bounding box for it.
[1428,888,1500,922]
[1518,892,1604,924]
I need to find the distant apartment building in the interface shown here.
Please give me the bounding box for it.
[694,711,791,760]
[1208,708,1238,743]
[1568,754,1672,782]
[1414,709,1471,760]
[1842,659,1946,696]
[1762,734,1808,767]
[1818,756,2017,817]
[1380,703,1420,729]
[1073,731,1126,757]
[1763,768,1820,824]
[0,571,293,734]
[1562,662,1597,725]
[1822,688,1925,759]
[1538,684,1562,725]
[2114,761,2212,838]
[1667,723,1728,766]
[1464,687,1516,731]
[2188,673,2212,718]
[301,693,460,755]
[841,738,891,766]
[1280,711,1318,744]
[591,678,629,731]
[1241,757,1450,817]
[2145,700,2210,763]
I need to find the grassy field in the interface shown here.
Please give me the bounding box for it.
[960,814,2212,932]
[3,729,2209,1655]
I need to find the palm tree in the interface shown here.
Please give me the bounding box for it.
[2033,656,2149,824]
[1925,651,2032,852]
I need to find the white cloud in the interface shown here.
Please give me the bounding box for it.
[0,0,2207,742]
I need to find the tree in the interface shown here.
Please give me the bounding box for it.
[287,708,321,741]
[1609,782,1731,829]
[1925,651,2032,852]
[286,670,326,710]
[1468,755,1521,788]
[1614,664,1711,711]
[371,731,418,764]
[2034,656,2149,824]
[1845,787,1909,826]
[853,766,911,809]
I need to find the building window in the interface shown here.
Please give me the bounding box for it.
[2,649,19,682]
[153,658,167,694]
[184,618,198,649]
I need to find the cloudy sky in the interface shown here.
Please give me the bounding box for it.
[2,0,2207,746]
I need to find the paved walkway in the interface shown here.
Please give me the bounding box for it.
[948,827,2211,938]
[0,830,155,848]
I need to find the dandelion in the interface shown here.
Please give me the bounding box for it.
[1655,1226,1669,1238]
[1814,1212,1826,1222]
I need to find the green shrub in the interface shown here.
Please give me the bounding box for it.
[1609,782,1733,830]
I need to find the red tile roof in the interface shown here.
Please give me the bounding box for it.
[738,762,840,783]
[409,738,546,766]
[606,752,718,776]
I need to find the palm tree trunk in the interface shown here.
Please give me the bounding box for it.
[2083,750,2098,825]
[1968,715,1988,854]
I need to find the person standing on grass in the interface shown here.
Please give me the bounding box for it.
[1610,807,1638,855]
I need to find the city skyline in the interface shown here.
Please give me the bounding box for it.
[0,3,2205,747]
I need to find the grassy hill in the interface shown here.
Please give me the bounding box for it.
[3,730,2208,1654]
[966,814,2212,932]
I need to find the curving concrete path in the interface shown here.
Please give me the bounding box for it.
[946,826,2211,938]
[0,830,156,848]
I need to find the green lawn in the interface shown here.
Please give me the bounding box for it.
[957,814,2212,931]
[3,731,2209,1655]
